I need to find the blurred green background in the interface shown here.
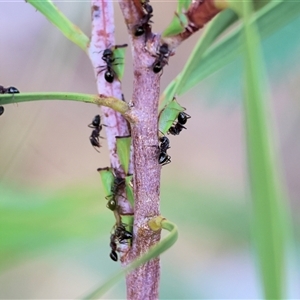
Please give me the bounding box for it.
[1,2,300,298]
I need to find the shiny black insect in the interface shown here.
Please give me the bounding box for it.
[105,176,125,211]
[109,234,118,262]
[168,112,191,136]
[0,85,20,117]
[97,44,127,83]
[158,136,171,166]
[152,43,170,74]
[109,224,132,262]
[0,85,20,94]
[88,115,104,152]
[114,224,133,242]
[134,0,153,37]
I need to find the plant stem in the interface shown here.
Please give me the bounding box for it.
[0,92,130,113]
[89,0,131,176]
[125,36,162,299]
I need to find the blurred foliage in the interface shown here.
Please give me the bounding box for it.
[0,181,249,271]
[0,183,111,271]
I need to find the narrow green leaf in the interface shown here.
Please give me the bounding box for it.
[163,0,192,37]
[113,45,127,81]
[98,167,114,197]
[160,9,238,110]
[158,97,185,135]
[116,136,131,175]
[81,219,178,299]
[121,216,134,229]
[163,13,188,37]
[241,1,288,298]
[125,175,134,207]
[163,0,300,101]
[27,0,89,51]
[178,0,192,11]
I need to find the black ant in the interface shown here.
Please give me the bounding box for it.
[105,175,125,211]
[0,85,19,94]
[109,233,118,261]
[168,112,191,136]
[88,114,104,152]
[152,43,170,74]
[97,44,127,83]
[158,136,171,166]
[134,0,153,37]
[114,224,133,242]
[0,85,20,116]
[109,224,132,262]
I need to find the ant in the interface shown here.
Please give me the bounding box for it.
[158,136,171,166]
[114,223,133,242]
[97,44,127,83]
[0,85,20,94]
[88,114,105,152]
[109,223,132,262]
[152,43,170,74]
[0,85,20,116]
[109,233,118,261]
[105,175,125,211]
[168,112,191,136]
[134,0,153,37]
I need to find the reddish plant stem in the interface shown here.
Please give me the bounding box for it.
[163,0,222,50]
[118,0,163,298]
[125,37,162,299]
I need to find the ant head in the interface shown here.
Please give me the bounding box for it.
[178,112,187,125]
[159,136,169,144]
[92,114,101,127]
[107,199,117,211]
[159,43,169,56]
[103,48,113,58]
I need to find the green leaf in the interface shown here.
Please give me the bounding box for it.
[27,0,89,51]
[0,184,111,271]
[163,0,300,103]
[160,9,238,110]
[241,1,289,298]
[125,175,134,207]
[81,218,178,299]
[116,136,131,175]
[98,167,114,197]
[158,97,185,135]
[178,0,192,11]
[163,13,188,37]
[163,1,192,37]
[113,45,127,81]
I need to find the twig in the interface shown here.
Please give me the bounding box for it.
[88,0,133,216]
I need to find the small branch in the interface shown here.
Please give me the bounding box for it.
[88,0,134,262]
[89,0,132,175]
[162,0,223,50]
[119,0,151,37]
[0,92,136,121]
